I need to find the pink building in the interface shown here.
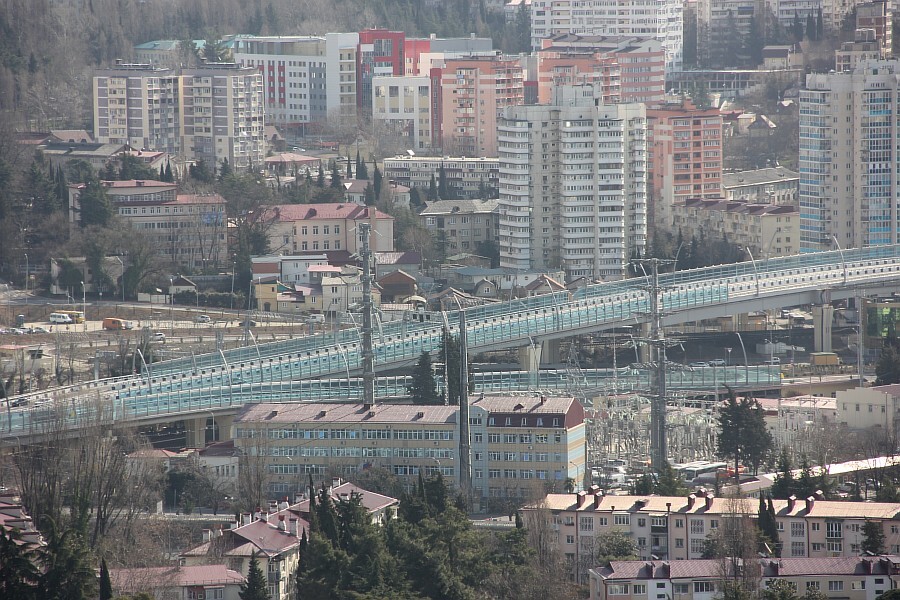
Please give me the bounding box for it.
[536,36,666,105]
[440,55,524,157]
[647,100,723,229]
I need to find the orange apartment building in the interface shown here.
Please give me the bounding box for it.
[647,100,723,230]
[537,36,666,105]
[440,55,524,157]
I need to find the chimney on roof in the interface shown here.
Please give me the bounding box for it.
[332,477,342,491]
[687,493,696,510]
[645,562,654,577]
[202,529,212,542]
[279,496,290,511]
[277,515,286,531]
[289,517,299,537]
[814,489,824,500]
[805,496,815,512]
[787,495,797,512]
[576,491,587,507]
[242,512,252,526]
[540,395,546,404]
[705,493,714,510]
[593,492,604,509]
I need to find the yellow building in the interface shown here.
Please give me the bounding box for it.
[232,395,586,504]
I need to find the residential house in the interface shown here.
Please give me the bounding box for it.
[721,167,800,205]
[266,203,394,256]
[377,269,417,303]
[110,565,245,600]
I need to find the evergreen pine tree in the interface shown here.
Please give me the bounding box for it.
[373,161,383,198]
[164,162,174,182]
[159,165,165,181]
[330,161,342,189]
[78,178,113,227]
[346,155,353,180]
[407,351,439,405]
[757,495,781,556]
[862,519,886,555]
[409,187,422,209]
[427,174,438,201]
[655,461,687,495]
[218,157,232,181]
[806,14,817,40]
[438,163,450,199]
[317,164,325,188]
[816,8,824,40]
[356,151,368,180]
[239,552,270,600]
[771,446,795,499]
[792,11,804,42]
[99,558,113,600]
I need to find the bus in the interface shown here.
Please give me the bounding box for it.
[57,310,85,324]
[674,460,728,482]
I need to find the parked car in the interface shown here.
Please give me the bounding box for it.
[28,326,49,334]
[764,357,781,365]
[689,361,709,368]
[708,359,726,366]
[151,332,166,343]
[194,314,211,324]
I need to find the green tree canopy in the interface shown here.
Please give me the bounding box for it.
[408,351,439,405]
[239,552,269,600]
[717,391,774,476]
[862,519,886,555]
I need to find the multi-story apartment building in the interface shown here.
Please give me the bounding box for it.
[180,64,266,170]
[266,203,394,255]
[836,29,884,73]
[856,1,892,56]
[799,60,900,252]
[383,156,499,198]
[530,0,683,73]
[536,36,666,106]
[671,199,799,258]
[697,0,762,67]
[767,0,821,30]
[835,384,900,434]
[721,167,800,204]
[371,75,439,151]
[67,180,227,270]
[233,34,359,128]
[647,100,723,230]
[440,55,525,157]
[357,29,405,114]
[404,34,494,76]
[589,556,900,600]
[320,266,382,315]
[498,86,647,281]
[132,39,183,68]
[419,198,500,254]
[93,63,265,171]
[93,64,182,156]
[523,490,900,579]
[232,396,586,503]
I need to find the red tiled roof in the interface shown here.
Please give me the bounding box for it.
[292,482,399,516]
[234,402,458,425]
[267,203,392,222]
[232,518,305,556]
[471,395,577,415]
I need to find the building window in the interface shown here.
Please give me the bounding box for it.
[633,584,647,594]
[791,522,805,537]
[608,585,629,595]
[694,582,715,593]
[614,514,630,526]
[828,581,843,592]
[690,519,704,534]
[791,541,806,556]
[579,517,593,531]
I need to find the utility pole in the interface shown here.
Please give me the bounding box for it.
[636,258,670,472]
[359,222,375,407]
[458,310,473,510]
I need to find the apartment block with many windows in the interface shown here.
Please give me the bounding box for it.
[799,59,900,252]
[231,396,585,503]
[530,0,682,72]
[590,556,900,600]
[522,490,900,581]
[419,198,499,254]
[647,100,723,230]
[371,75,438,151]
[382,156,499,198]
[498,86,647,281]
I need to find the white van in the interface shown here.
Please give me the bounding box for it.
[307,314,326,324]
[49,313,74,324]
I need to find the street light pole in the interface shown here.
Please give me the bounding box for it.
[230,260,236,311]
[114,255,125,303]
[81,281,86,332]
[23,253,28,305]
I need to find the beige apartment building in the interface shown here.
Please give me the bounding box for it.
[671,199,799,258]
[372,75,437,151]
[419,198,499,254]
[67,180,227,270]
[383,156,499,199]
[590,556,900,600]
[266,203,394,255]
[721,167,799,205]
[232,396,586,503]
[523,490,900,579]
[93,64,265,171]
[835,384,900,434]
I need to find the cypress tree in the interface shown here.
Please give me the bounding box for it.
[164,161,173,182]
[239,552,269,600]
[346,155,353,180]
[317,163,325,188]
[407,351,439,405]
[99,558,113,600]
[373,161,383,198]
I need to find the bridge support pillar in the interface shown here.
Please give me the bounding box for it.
[812,305,834,352]
[184,414,233,448]
[518,343,542,373]
[541,339,562,366]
